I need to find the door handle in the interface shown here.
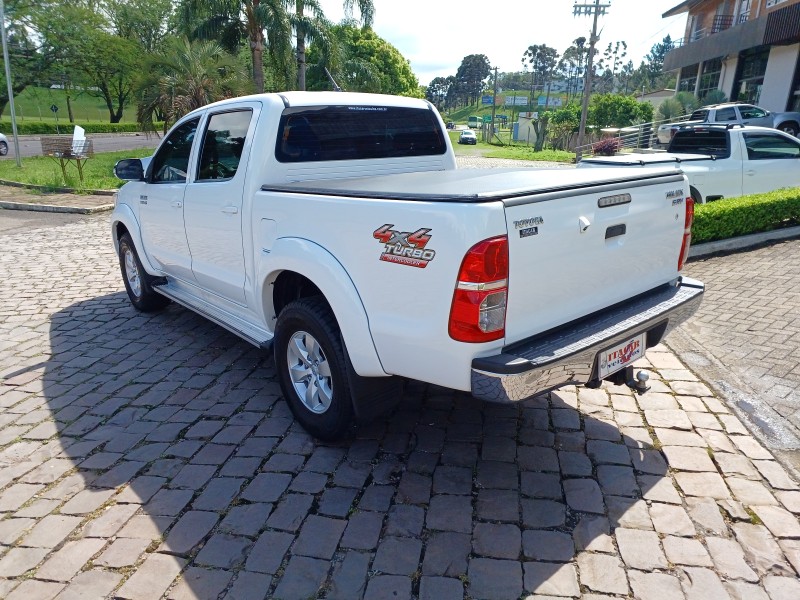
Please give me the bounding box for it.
[746,170,756,176]
[171,200,183,208]
[221,206,239,214]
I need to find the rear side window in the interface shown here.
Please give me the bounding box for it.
[197,110,252,181]
[714,107,737,122]
[275,105,447,163]
[689,109,708,121]
[669,130,730,157]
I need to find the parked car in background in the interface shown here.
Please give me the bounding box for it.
[446,121,455,129]
[654,103,800,148]
[459,130,477,145]
[0,133,8,156]
[580,124,800,203]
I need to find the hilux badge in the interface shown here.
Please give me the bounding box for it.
[513,217,543,229]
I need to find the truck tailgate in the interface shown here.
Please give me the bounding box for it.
[501,167,688,345]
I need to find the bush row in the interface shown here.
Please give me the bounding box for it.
[0,121,164,135]
[693,188,800,244]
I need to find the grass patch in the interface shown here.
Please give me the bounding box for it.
[448,129,574,163]
[693,188,800,244]
[0,148,155,190]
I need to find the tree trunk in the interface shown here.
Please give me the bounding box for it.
[296,1,306,91]
[251,0,265,93]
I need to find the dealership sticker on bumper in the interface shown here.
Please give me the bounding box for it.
[597,333,645,379]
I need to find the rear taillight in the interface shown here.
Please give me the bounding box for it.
[449,236,509,343]
[678,197,694,270]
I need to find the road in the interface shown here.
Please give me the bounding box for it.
[1,132,160,159]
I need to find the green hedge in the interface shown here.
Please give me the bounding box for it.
[0,121,164,135]
[693,188,800,244]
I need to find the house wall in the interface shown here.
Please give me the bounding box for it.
[720,55,740,98]
[760,43,800,110]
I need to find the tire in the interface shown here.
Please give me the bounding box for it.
[0,141,7,156]
[118,233,169,312]
[690,187,703,205]
[274,296,355,441]
[778,122,798,137]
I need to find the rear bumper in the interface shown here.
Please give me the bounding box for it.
[471,276,704,403]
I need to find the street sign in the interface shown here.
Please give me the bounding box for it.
[482,115,492,122]
[50,104,58,113]
[481,95,493,105]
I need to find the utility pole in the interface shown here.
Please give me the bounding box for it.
[491,66,499,137]
[573,0,611,160]
[0,0,21,167]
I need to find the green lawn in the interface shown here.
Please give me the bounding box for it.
[448,129,574,163]
[0,149,153,191]
[6,86,136,124]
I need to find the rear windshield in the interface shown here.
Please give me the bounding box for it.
[275,105,447,163]
[668,129,730,158]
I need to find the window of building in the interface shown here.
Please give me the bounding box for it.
[766,0,788,9]
[697,58,723,100]
[678,64,699,93]
[737,0,752,22]
[733,47,770,104]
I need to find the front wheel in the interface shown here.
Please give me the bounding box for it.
[118,233,169,312]
[274,297,354,441]
[0,141,8,156]
[778,122,799,137]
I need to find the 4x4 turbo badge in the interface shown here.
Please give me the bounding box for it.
[373,224,436,268]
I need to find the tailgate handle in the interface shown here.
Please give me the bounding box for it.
[605,224,627,240]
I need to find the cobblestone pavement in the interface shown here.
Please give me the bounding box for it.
[1,217,799,600]
[672,239,800,466]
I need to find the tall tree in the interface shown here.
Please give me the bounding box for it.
[0,1,46,117]
[522,44,559,105]
[641,35,675,90]
[80,32,141,122]
[104,0,174,53]
[454,54,490,106]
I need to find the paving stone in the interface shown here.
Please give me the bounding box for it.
[706,537,759,583]
[728,477,778,506]
[385,504,424,537]
[697,429,736,453]
[520,472,562,500]
[563,478,604,514]
[751,504,800,538]
[225,571,272,600]
[363,575,412,600]
[318,486,359,517]
[194,534,252,569]
[724,580,770,600]
[661,446,717,472]
[340,510,383,550]
[468,558,523,600]
[57,570,122,600]
[191,477,243,511]
[0,546,49,577]
[4,580,64,600]
[777,490,800,514]
[158,510,218,556]
[518,446,559,472]
[472,522,521,560]
[730,435,774,460]
[597,465,639,496]
[649,502,696,536]
[753,461,798,490]
[645,410,693,430]
[629,570,684,600]
[522,529,574,561]
[558,451,592,476]
[19,514,81,548]
[427,494,472,532]
[476,460,519,489]
[674,472,731,499]
[35,538,106,582]
[266,493,314,532]
[0,483,45,511]
[116,515,172,540]
[575,552,628,595]
[778,539,800,575]
[419,576,463,600]
[432,465,473,495]
[616,527,668,570]
[606,497,653,530]
[272,555,331,599]
[638,474,683,504]
[293,515,346,559]
[145,488,194,516]
[663,535,713,567]
[686,497,728,535]
[116,476,166,504]
[523,561,580,597]
[116,553,186,600]
[475,489,520,522]
[373,536,423,575]
[95,537,151,568]
[679,567,730,600]
[629,448,668,475]
[764,575,800,600]
[245,530,294,574]
[240,472,291,503]
[327,551,369,600]
[653,429,706,447]
[732,523,794,576]
[587,440,631,465]
[0,517,35,545]
[422,532,471,577]
[573,515,614,553]
[167,567,232,600]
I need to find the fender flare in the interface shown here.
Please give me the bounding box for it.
[259,237,387,378]
[110,204,161,276]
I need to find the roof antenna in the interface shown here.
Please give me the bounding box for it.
[323,67,342,92]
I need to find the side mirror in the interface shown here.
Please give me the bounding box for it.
[114,158,145,181]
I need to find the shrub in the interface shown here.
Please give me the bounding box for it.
[693,188,800,244]
[0,121,164,135]
[591,137,622,156]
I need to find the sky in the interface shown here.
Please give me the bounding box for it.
[317,0,690,85]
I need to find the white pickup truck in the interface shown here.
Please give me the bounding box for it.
[581,125,800,203]
[112,91,704,439]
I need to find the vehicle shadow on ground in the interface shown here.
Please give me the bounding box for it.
[11,292,669,598]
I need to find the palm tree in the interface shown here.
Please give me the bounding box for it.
[294,0,374,90]
[136,38,249,133]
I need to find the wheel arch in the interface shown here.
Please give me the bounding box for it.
[689,185,703,204]
[110,205,160,275]
[259,237,387,378]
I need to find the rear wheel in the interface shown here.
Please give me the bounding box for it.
[778,122,799,137]
[274,297,354,440]
[0,141,8,156]
[118,233,169,312]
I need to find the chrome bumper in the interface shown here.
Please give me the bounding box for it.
[471,277,704,403]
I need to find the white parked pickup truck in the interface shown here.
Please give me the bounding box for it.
[580,125,800,203]
[112,92,704,439]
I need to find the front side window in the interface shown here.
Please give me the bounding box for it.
[150,119,199,183]
[739,106,768,119]
[197,110,253,181]
[744,133,800,160]
[275,105,447,163]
